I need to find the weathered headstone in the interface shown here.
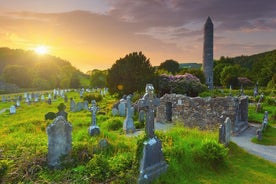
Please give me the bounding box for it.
[70,98,76,112]
[83,100,89,110]
[16,100,20,107]
[9,105,16,114]
[138,110,145,123]
[41,94,45,102]
[88,100,100,136]
[46,116,72,168]
[137,84,167,184]
[111,107,119,116]
[76,102,83,112]
[2,96,6,102]
[218,117,232,146]
[256,111,269,141]
[123,95,135,133]
[118,98,127,116]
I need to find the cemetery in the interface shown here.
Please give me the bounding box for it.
[0,86,275,183]
[0,11,275,184]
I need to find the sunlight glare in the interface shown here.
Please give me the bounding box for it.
[34,45,49,55]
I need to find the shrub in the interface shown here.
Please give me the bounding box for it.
[83,93,103,103]
[103,117,123,131]
[0,160,8,181]
[86,154,111,182]
[196,139,228,165]
[158,73,207,97]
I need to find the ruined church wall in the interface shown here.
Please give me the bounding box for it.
[156,94,237,130]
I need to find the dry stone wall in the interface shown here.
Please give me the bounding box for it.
[156,94,247,132]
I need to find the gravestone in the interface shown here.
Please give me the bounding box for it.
[137,84,167,184]
[257,111,269,140]
[123,95,135,133]
[47,98,52,105]
[112,107,119,116]
[218,117,232,146]
[9,105,16,114]
[88,100,100,136]
[16,100,20,107]
[46,116,72,168]
[253,83,258,97]
[41,95,45,102]
[83,100,89,110]
[70,98,76,112]
[76,102,83,112]
[56,103,68,121]
[118,97,127,116]
[138,110,145,123]
[2,96,6,102]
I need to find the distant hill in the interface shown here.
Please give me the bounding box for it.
[214,49,276,86]
[0,47,89,92]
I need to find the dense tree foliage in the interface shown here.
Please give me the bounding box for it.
[89,69,107,88]
[0,48,86,90]
[106,52,155,96]
[214,50,276,87]
[158,59,180,74]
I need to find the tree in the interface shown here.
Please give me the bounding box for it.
[70,72,80,88]
[220,65,249,88]
[2,65,32,88]
[158,59,180,74]
[90,69,107,88]
[107,52,155,96]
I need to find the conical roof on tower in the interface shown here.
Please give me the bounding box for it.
[205,16,213,26]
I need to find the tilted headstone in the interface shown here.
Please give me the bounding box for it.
[137,84,167,184]
[111,107,119,116]
[88,100,100,136]
[123,95,136,133]
[46,116,72,168]
[218,117,232,146]
[256,111,269,141]
[9,105,16,114]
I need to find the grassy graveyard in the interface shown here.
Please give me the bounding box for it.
[0,91,276,183]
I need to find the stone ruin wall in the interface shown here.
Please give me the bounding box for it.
[156,94,240,131]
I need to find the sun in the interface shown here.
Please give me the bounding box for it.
[34,45,49,55]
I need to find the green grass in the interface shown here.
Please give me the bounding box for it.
[1,92,276,183]
[252,125,276,145]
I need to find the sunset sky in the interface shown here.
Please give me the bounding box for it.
[1,0,276,72]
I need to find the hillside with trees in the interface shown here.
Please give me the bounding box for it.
[214,49,276,88]
[0,47,88,92]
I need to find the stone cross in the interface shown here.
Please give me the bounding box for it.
[138,84,160,138]
[123,95,135,133]
[88,100,100,136]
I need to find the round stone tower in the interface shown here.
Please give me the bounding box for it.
[203,16,214,89]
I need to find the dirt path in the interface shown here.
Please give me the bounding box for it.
[231,125,276,163]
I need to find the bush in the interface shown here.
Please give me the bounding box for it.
[196,139,228,165]
[83,93,103,103]
[86,154,111,182]
[0,160,8,181]
[158,73,207,97]
[103,117,123,131]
